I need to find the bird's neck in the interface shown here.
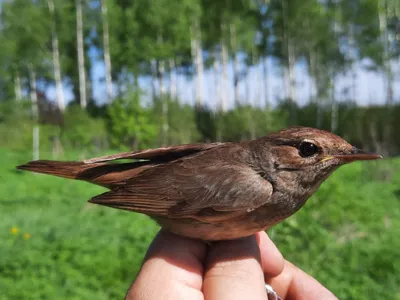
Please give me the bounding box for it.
[272,166,336,215]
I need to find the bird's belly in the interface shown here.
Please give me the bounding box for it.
[153,212,281,241]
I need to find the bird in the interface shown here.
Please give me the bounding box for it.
[17,126,382,241]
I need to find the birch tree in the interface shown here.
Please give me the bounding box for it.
[213,52,222,110]
[168,58,177,99]
[76,0,87,108]
[220,22,229,111]
[269,0,302,105]
[257,2,272,107]
[190,18,204,106]
[28,64,40,160]
[1,0,49,158]
[14,69,22,101]
[47,0,65,112]
[230,23,240,106]
[101,0,113,102]
[281,0,296,103]
[378,0,399,106]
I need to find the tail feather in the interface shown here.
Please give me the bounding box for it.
[17,160,87,179]
[17,159,157,188]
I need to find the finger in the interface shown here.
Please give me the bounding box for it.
[269,261,338,300]
[256,231,285,277]
[203,235,267,300]
[126,229,207,300]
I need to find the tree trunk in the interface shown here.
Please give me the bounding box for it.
[330,79,338,133]
[251,45,260,107]
[195,23,204,107]
[101,0,113,102]
[160,62,168,146]
[309,50,317,103]
[29,65,39,161]
[221,22,229,112]
[190,27,196,103]
[263,57,269,108]
[221,41,229,111]
[310,50,322,128]
[190,20,204,106]
[76,0,87,108]
[169,59,177,99]
[132,137,139,151]
[282,45,296,104]
[158,61,167,96]
[348,24,357,103]
[378,0,394,106]
[157,59,168,146]
[161,99,168,146]
[230,23,240,106]
[244,66,250,105]
[316,104,323,128]
[48,0,65,112]
[287,37,296,103]
[213,51,223,141]
[52,128,64,159]
[14,69,22,101]
[213,52,222,111]
[256,64,262,107]
[282,0,296,103]
[151,59,158,100]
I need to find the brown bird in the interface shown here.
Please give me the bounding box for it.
[17,127,382,241]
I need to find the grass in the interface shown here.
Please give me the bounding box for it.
[1,148,399,299]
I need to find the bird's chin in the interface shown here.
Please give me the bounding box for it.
[317,159,342,173]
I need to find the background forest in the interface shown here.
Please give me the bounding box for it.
[0,0,399,299]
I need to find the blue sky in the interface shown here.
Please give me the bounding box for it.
[46,55,399,109]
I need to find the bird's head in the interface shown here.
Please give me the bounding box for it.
[247,126,383,219]
[265,127,382,174]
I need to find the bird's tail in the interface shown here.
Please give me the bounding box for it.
[17,159,154,188]
[17,160,91,179]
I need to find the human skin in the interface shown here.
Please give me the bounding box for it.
[126,230,338,300]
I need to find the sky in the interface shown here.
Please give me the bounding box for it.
[46,53,399,109]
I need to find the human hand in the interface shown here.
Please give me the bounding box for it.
[126,230,338,300]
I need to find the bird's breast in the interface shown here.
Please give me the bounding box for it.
[153,206,288,241]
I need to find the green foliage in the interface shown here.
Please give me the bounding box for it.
[0,100,35,151]
[2,96,400,156]
[1,0,51,79]
[219,105,288,141]
[194,105,218,142]
[0,101,109,155]
[61,105,108,151]
[1,150,399,299]
[153,97,201,145]
[107,92,158,149]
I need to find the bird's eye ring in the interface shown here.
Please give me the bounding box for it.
[299,142,319,157]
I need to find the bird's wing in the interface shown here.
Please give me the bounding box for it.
[89,151,273,222]
[18,143,227,189]
[83,142,225,164]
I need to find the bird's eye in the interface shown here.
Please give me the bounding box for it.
[299,142,319,157]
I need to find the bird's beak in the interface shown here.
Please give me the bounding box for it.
[332,148,383,162]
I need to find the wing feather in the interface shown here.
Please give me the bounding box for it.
[84,143,225,164]
[89,149,273,222]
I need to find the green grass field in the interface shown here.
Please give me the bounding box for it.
[1,148,399,299]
